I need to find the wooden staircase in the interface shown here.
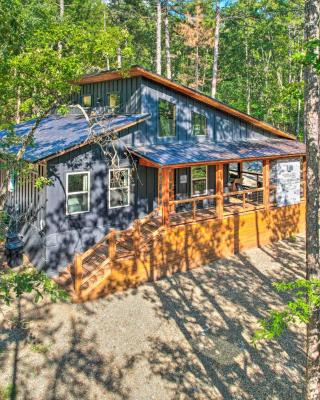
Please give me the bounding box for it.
[58,209,163,300]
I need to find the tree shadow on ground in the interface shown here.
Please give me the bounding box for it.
[137,237,306,400]
[0,299,132,400]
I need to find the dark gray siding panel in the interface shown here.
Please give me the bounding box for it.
[45,145,158,274]
[141,78,216,145]
[45,144,138,274]
[136,165,158,217]
[141,77,274,144]
[247,124,273,140]
[22,224,46,270]
[72,77,142,113]
[72,75,279,144]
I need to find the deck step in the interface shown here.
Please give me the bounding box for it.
[70,212,164,299]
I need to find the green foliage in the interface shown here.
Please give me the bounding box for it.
[253,279,320,343]
[0,266,69,306]
[0,384,14,400]
[34,176,53,189]
[29,342,52,354]
[0,0,134,126]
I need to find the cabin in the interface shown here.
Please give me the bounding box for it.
[0,66,306,300]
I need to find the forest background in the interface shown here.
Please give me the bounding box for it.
[0,0,305,137]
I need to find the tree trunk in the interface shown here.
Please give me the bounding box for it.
[57,0,64,56]
[195,45,199,90]
[211,0,220,97]
[297,66,303,137]
[245,38,251,115]
[117,48,122,69]
[164,1,171,79]
[60,0,64,19]
[156,0,162,75]
[304,0,320,398]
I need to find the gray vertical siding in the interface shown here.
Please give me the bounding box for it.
[140,77,273,144]
[72,75,277,145]
[44,143,158,273]
[72,77,142,113]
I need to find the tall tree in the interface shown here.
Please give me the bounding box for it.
[177,3,213,89]
[304,0,320,396]
[164,0,172,79]
[211,0,220,97]
[156,0,162,74]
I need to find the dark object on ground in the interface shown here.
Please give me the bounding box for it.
[5,232,24,267]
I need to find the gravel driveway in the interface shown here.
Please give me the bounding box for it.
[0,236,306,400]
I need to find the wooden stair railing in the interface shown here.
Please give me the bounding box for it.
[73,208,162,298]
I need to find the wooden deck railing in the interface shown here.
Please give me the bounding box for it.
[169,194,218,220]
[223,187,264,211]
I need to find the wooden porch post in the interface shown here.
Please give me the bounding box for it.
[162,167,170,226]
[263,159,270,210]
[237,162,243,178]
[74,253,82,296]
[216,164,224,218]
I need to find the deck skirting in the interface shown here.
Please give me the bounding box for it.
[80,202,305,301]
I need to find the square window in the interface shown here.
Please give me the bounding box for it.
[158,99,176,137]
[109,169,130,208]
[107,92,121,111]
[82,95,92,108]
[66,172,90,215]
[192,112,207,136]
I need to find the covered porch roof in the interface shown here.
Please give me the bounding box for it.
[130,139,306,168]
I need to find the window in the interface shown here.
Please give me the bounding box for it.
[158,99,176,137]
[107,92,120,111]
[82,95,92,107]
[109,168,130,208]
[191,166,207,196]
[66,172,90,215]
[192,112,207,136]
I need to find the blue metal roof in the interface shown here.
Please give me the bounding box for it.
[130,140,306,166]
[0,113,149,162]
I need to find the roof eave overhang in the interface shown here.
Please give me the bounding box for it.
[75,66,296,141]
[134,152,306,169]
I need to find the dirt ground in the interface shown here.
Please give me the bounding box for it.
[0,236,306,400]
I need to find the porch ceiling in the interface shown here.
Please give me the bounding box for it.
[130,139,306,167]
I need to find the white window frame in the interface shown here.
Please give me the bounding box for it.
[108,168,130,209]
[191,165,208,197]
[66,171,90,215]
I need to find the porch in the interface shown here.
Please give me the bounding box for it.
[67,139,306,300]
[133,139,306,228]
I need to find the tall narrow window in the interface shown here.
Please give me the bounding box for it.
[191,166,207,196]
[109,168,130,208]
[82,95,92,108]
[107,92,120,111]
[66,172,90,215]
[158,99,176,137]
[192,112,207,136]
